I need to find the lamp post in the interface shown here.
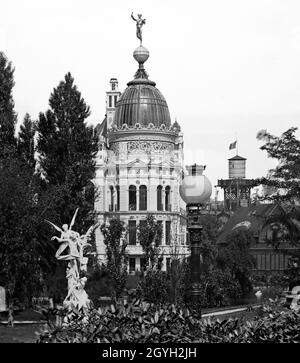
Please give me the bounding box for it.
[179,164,212,316]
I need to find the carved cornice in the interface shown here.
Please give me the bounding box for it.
[128,140,174,154]
[109,140,174,156]
[108,124,179,143]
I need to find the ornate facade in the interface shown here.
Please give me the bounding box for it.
[94,44,188,272]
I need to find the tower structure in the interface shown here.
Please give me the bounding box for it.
[94,28,187,272]
[106,78,121,129]
[217,155,257,212]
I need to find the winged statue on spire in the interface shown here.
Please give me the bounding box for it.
[131,12,146,45]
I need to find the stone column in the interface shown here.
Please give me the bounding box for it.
[120,182,128,211]
[149,183,156,211]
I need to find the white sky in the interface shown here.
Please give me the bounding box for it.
[1,0,300,196]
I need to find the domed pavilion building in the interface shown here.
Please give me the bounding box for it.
[94,41,188,273]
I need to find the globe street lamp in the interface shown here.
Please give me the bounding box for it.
[179,164,212,316]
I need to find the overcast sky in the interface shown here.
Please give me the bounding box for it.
[1,0,300,197]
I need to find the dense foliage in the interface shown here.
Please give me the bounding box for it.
[136,270,170,304]
[217,230,256,294]
[198,269,242,307]
[134,215,166,303]
[256,127,300,203]
[0,52,17,153]
[17,113,36,169]
[187,216,245,306]
[37,301,300,343]
[34,72,99,296]
[0,56,99,303]
[36,72,98,233]
[0,53,58,301]
[133,214,247,307]
[101,218,128,302]
[137,214,163,270]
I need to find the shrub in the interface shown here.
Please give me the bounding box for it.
[85,265,111,307]
[217,229,256,295]
[37,300,300,343]
[136,270,170,304]
[199,269,242,307]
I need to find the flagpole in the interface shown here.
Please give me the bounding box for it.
[235,132,238,156]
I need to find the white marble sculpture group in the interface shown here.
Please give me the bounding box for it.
[47,209,97,311]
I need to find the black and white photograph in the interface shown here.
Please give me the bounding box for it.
[0,0,300,351]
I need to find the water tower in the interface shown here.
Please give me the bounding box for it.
[217,155,257,212]
[228,155,246,179]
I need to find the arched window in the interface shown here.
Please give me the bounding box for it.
[116,185,120,211]
[139,185,147,211]
[157,185,163,211]
[165,186,171,211]
[109,186,114,211]
[129,185,136,210]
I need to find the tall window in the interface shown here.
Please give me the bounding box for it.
[129,258,136,274]
[186,232,190,245]
[139,185,147,211]
[165,186,171,211]
[140,257,146,272]
[165,220,171,245]
[128,220,137,245]
[109,95,112,108]
[166,258,171,271]
[109,186,114,211]
[114,95,118,106]
[129,185,136,210]
[115,185,120,211]
[157,185,163,210]
[157,221,163,245]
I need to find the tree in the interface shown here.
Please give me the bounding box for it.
[217,229,256,294]
[0,53,47,302]
[188,215,241,307]
[135,215,166,304]
[17,113,36,170]
[256,127,300,203]
[167,228,187,305]
[101,218,128,303]
[0,154,59,302]
[198,214,220,275]
[36,72,98,233]
[34,72,99,300]
[137,214,163,271]
[0,54,61,303]
[0,52,17,154]
[256,127,300,279]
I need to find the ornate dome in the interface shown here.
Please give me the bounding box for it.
[113,46,171,128]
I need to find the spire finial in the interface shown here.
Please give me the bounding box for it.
[129,13,153,82]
